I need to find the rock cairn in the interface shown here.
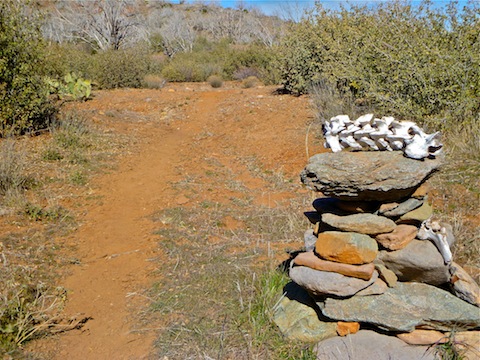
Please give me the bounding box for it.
[273,131,480,359]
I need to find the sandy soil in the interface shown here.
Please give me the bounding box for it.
[28,82,320,359]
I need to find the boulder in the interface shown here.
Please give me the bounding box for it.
[375,224,418,250]
[290,266,378,297]
[321,213,396,235]
[293,251,375,280]
[272,282,337,342]
[320,282,480,332]
[316,231,378,265]
[376,239,450,285]
[300,151,443,202]
[314,330,436,360]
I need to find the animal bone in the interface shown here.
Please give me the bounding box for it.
[354,113,374,127]
[339,135,363,150]
[418,219,452,264]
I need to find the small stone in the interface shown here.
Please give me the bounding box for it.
[293,251,375,280]
[381,198,424,217]
[316,231,378,265]
[450,262,480,307]
[336,322,360,336]
[411,182,431,199]
[374,264,398,287]
[304,229,317,252]
[176,195,189,205]
[355,278,388,296]
[273,282,337,342]
[376,239,450,285]
[290,266,379,297]
[321,213,396,235]
[379,202,399,213]
[375,224,418,250]
[398,201,433,223]
[314,330,436,360]
[397,329,447,345]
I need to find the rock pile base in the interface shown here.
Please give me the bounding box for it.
[274,151,480,359]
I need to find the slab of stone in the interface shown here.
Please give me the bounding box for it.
[273,282,338,343]
[290,266,378,297]
[397,329,447,345]
[379,202,399,213]
[293,251,375,280]
[336,322,360,336]
[300,151,443,202]
[375,264,398,287]
[376,239,450,285]
[316,231,378,265]
[320,282,480,332]
[321,213,396,235]
[450,262,480,307]
[398,201,433,223]
[314,330,436,360]
[381,198,424,217]
[375,224,418,250]
[355,278,388,296]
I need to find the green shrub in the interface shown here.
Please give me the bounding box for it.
[93,48,162,89]
[207,75,223,88]
[0,0,56,136]
[241,76,259,88]
[142,74,167,89]
[279,1,480,127]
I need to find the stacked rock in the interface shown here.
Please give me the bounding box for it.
[273,149,480,359]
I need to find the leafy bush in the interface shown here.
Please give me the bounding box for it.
[279,1,480,127]
[207,75,223,88]
[0,0,56,136]
[242,76,260,88]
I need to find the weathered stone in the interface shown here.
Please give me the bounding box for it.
[293,251,375,280]
[320,282,480,332]
[321,213,396,235]
[316,231,378,265]
[376,239,450,285]
[273,282,337,343]
[381,198,424,217]
[397,330,447,345]
[375,224,418,250]
[300,151,443,202]
[290,266,378,297]
[355,278,388,296]
[411,182,431,199]
[398,201,433,223]
[374,264,398,287]
[450,262,480,307]
[314,330,436,360]
[379,202,399,214]
[336,322,360,336]
[304,229,317,252]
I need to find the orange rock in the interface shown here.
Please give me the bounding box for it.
[336,321,360,336]
[375,224,418,250]
[316,231,378,265]
[293,251,375,280]
[397,329,447,345]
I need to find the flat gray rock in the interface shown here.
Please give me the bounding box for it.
[322,213,396,235]
[300,151,443,202]
[315,330,436,360]
[320,282,480,332]
[273,282,337,342]
[381,197,424,217]
[290,266,378,297]
[376,239,450,285]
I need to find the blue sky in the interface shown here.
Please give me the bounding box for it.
[170,1,475,16]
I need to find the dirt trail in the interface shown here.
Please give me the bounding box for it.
[33,83,316,359]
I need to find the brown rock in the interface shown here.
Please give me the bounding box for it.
[316,231,378,265]
[411,182,431,199]
[398,201,433,223]
[294,251,375,280]
[448,331,480,360]
[321,213,397,235]
[450,262,480,307]
[375,224,418,250]
[374,264,398,287]
[397,330,447,345]
[336,322,360,336]
[379,202,399,213]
